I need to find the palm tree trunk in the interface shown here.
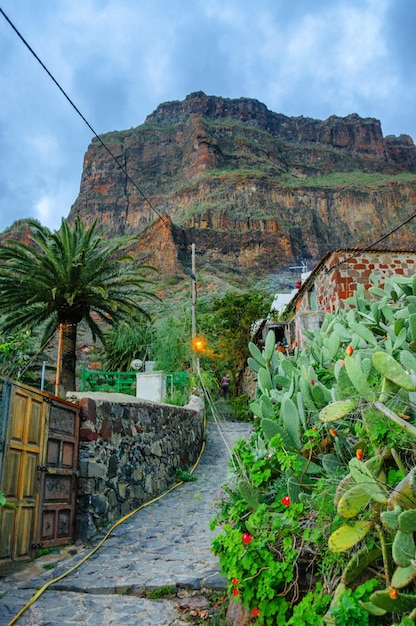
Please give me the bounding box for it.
[60,322,78,394]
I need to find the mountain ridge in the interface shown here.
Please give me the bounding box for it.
[5,92,416,297]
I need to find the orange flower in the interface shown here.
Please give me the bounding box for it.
[329,428,337,437]
[356,449,363,460]
[389,588,399,600]
[346,345,354,356]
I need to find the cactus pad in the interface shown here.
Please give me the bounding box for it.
[319,398,358,423]
[328,521,372,552]
[392,530,416,567]
[398,508,416,534]
[337,483,372,519]
[369,589,416,613]
[342,546,382,584]
[263,329,276,363]
[348,457,387,503]
[357,600,386,616]
[344,356,373,399]
[260,418,293,450]
[380,505,402,532]
[248,341,266,367]
[372,351,415,391]
[391,563,416,589]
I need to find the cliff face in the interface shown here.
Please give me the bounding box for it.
[67,92,416,287]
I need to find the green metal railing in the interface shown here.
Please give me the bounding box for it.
[81,369,137,394]
[80,368,188,399]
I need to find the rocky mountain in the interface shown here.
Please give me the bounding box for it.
[66,92,416,292]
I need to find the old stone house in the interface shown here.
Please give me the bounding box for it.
[282,248,416,348]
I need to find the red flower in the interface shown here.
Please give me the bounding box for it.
[311,379,316,386]
[242,533,253,544]
[233,587,239,596]
[252,607,260,616]
[231,578,240,585]
[346,345,354,356]
[356,449,363,460]
[329,428,337,438]
[339,360,345,367]
[281,495,291,506]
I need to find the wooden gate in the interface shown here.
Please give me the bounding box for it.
[0,380,79,566]
[36,397,79,549]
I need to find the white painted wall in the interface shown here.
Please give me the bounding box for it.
[136,371,166,402]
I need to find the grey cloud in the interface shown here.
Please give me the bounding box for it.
[0,0,414,233]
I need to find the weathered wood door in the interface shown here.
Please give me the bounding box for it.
[0,380,79,565]
[0,381,47,563]
[36,397,79,548]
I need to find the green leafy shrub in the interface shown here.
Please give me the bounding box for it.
[230,394,252,421]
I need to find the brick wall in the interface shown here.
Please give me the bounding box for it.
[301,251,416,314]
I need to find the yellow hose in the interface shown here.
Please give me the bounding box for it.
[8,413,207,626]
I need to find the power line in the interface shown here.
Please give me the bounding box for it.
[326,210,416,273]
[0,7,170,230]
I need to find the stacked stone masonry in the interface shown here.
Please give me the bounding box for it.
[299,250,416,314]
[66,392,205,541]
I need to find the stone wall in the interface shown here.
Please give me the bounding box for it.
[290,249,416,348]
[297,250,416,315]
[66,392,205,541]
[321,250,416,311]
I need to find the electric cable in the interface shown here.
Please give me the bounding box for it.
[0,7,170,230]
[197,370,250,482]
[198,374,237,470]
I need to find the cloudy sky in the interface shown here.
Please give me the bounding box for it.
[0,0,415,232]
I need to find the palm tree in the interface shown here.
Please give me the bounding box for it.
[0,218,157,393]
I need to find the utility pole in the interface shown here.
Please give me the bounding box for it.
[55,323,63,396]
[191,243,198,375]
[191,243,197,342]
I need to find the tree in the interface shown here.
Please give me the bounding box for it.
[208,291,271,393]
[0,218,156,393]
[0,327,40,384]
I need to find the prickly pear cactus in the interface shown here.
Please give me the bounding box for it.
[239,278,416,624]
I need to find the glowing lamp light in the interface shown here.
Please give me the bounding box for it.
[191,336,207,352]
